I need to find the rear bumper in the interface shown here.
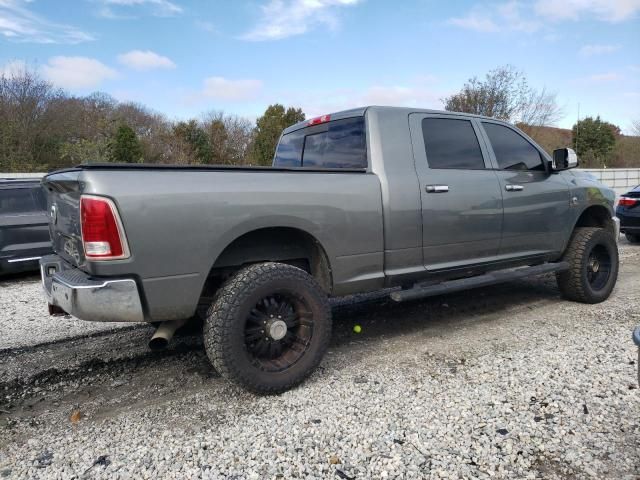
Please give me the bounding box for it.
[616,210,640,233]
[40,254,145,323]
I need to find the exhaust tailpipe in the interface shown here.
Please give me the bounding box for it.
[148,318,188,351]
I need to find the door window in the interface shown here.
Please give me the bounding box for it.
[421,118,485,169]
[482,122,545,171]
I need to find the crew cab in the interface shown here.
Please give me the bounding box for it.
[39,106,620,393]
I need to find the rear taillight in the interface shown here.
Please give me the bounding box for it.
[80,195,129,260]
[618,197,638,207]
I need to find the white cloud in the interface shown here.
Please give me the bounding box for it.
[97,0,183,18]
[280,77,443,118]
[579,44,621,57]
[534,0,640,22]
[580,72,623,83]
[195,20,217,33]
[242,0,362,41]
[450,0,639,33]
[448,1,541,33]
[42,56,117,89]
[202,77,263,101]
[117,50,176,70]
[0,0,93,43]
[361,85,440,106]
[448,13,498,32]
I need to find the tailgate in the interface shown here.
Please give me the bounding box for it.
[42,170,86,267]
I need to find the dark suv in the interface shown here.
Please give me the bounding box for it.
[0,178,52,274]
[616,185,640,243]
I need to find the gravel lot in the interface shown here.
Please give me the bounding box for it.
[1,240,639,479]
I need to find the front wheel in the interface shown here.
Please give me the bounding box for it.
[204,262,332,394]
[556,227,619,304]
[625,233,640,244]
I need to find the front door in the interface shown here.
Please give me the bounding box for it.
[478,121,571,257]
[409,114,504,271]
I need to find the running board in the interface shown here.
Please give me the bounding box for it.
[390,262,570,303]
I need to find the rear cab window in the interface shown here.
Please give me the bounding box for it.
[273,117,367,169]
[0,184,45,215]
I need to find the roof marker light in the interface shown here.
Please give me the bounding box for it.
[307,114,331,126]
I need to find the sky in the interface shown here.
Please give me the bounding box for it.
[1,0,639,132]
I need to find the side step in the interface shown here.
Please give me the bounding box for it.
[390,262,569,303]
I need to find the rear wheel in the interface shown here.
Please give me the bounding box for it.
[625,233,640,244]
[203,262,331,394]
[556,227,619,303]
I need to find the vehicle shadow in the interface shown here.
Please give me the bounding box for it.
[328,274,560,348]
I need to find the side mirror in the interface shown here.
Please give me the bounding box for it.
[551,148,578,171]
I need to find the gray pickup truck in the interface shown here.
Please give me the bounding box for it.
[40,106,620,393]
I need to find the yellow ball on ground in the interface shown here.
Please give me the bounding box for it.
[353,325,362,333]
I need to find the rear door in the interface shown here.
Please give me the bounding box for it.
[479,121,571,257]
[409,113,503,270]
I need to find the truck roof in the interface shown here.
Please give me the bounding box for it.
[282,106,509,135]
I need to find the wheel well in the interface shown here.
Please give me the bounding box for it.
[206,227,332,294]
[574,205,615,235]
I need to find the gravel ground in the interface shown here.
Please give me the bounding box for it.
[0,273,131,350]
[0,240,639,479]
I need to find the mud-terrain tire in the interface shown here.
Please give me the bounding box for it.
[556,227,618,304]
[625,233,640,244]
[203,262,331,394]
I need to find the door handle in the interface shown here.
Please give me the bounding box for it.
[505,184,524,192]
[425,185,449,193]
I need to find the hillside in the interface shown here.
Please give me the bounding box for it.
[521,125,640,168]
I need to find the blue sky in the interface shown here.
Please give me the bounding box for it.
[1,0,639,132]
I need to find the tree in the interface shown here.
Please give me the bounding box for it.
[202,111,254,165]
[444,65,563,127]
[250,104,305,165]
[571,116,618,167]
[109,124,143,163]
[632,119,640,137]
[173,120,212,164]
[0,64,64,171]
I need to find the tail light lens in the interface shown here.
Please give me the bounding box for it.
[618,197,638,208]
[80,195,130,260]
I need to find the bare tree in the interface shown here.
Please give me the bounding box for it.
[632,119,640,137]
[0,64,64,171]
[444,65,563,128]
[202,111,254,165]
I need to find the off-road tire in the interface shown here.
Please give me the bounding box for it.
[625,233,640,244]
[203,262,331,394]
[556,227,618,304]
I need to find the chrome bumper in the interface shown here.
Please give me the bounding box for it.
[40,255,144,323]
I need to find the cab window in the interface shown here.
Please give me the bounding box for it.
[482,122,545,171]
[422,118,486,169]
